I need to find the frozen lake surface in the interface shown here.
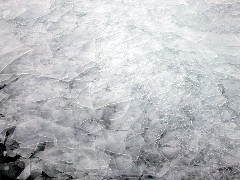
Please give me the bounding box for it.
[0,0,240,179]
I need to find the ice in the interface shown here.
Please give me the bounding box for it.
[0,0,240,179]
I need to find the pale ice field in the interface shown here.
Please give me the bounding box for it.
[0,0,240,179]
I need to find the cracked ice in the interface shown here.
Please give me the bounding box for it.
[0,0,240,179]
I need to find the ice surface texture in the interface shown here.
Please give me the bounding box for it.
[0,0,240,179]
